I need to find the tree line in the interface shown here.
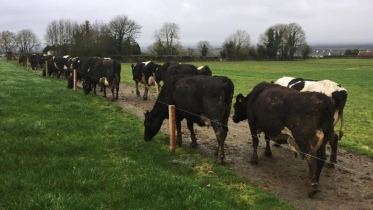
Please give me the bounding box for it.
[1,14,314,60]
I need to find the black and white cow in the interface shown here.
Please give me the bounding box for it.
[273,76,348,165]
[131,61,161,100]
[232,82,335,195]
[154,63,213,88]
[82,57,121,101]
[46,55,71,78]
[144,75,234,163]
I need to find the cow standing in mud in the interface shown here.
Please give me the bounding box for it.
[232,82,335,196]
[131,61,160,100]
[273,76,348,166]
[82,57,121,101]
[144,75,234,164]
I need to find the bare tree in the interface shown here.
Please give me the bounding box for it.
[258,23,307,59]
[45,19,78,54]
[286,23,306,59]
[197,40,211,57]
[0,30,16,53]
[221,30,251,59]
[16,29,40,53]
[108,15,141,54]
[154,22,181,55]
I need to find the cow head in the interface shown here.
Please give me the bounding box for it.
[144,110,163,141]
[232,94,247,123]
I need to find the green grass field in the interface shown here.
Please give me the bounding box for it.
[121,59,373,156]
[0,61,293,209]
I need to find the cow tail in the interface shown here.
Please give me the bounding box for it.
[332,90,348,139]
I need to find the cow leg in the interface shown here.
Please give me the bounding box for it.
[326,134,338,168]
[111,86,115,101]
[307,144,326,198]
[212,122,228,164]
[249,123,259,164]
[264,135,272,157]
[116,82,119,100]
[92,83,97,95]
[103,86,107,97]
[135,81,140,96]
[143,84,148,100]
[176,117,182,146]
[187,120,197,148]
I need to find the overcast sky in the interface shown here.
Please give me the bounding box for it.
[1,0,372,49]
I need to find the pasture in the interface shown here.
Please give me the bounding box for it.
[0,61,293,209]
[122,59,373,157]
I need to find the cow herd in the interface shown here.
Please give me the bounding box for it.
[18,56,348,196]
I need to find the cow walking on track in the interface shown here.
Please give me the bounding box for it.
[144,75,234,164]
[273,76,348,166]
[233,82,335,195]
[131,61,160,100]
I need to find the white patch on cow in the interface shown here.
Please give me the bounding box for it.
[54,63,59,70]
[63,65,68,70]
[148,76,155,85]
[333,111,340,126]
[200,115,211,127]
[273,76,295,87]
[142,61,151,66]
[281,127,300,155]
[99,77,109,86]
[63,55,70,59]
[87,68,91,72]
[301,80,347,97]
[197,66,204,70]
[103,57,111,60]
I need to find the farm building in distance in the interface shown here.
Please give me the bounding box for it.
[357,50,373,58]
[310,44,373,57]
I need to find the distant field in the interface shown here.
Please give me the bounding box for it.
[0,61,292,209]
[121,59,373,156]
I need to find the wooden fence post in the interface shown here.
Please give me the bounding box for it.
[73,69,77,90]
[168,105,176,153]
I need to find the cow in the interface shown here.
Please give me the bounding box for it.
[232,82,335,195]
[82,57,121,101]
[46,55,71,78]
[28,54,45,70]
[273,76,348,166]
[18,53,28,67]
[66,57,83,89]
[154,63,213,89]
[131,61,161,100]
[144,75,234,164]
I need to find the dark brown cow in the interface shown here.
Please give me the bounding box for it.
[232,82,335,196]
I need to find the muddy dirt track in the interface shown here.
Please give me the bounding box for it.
[81,80,372,210]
